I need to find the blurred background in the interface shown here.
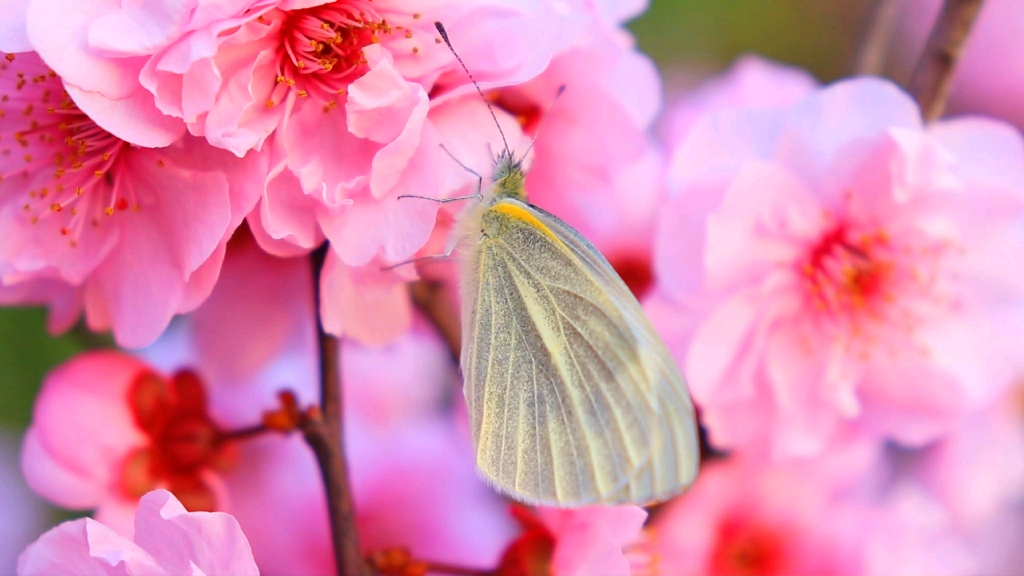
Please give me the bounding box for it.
[0,0,977,570]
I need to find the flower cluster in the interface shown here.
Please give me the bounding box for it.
[4,0,1024,575]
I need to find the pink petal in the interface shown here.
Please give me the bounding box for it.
[66,84,187,148]
[540,506,647,576]
[133,490,258,576]
[201,45,282,156]
[249,159,325,255]
[86,0,193,56]
[654,180,728,299]
[178,240,227,313]
[323,185,439,268]
[319,249,411,346]
[346,47,422,145]
[662,54,817,146]
[193,232,313,384]
[0,0,30,52]
[282,97,373,205]
[667,108,789,190]
[82,147,231,348]
[684,292,762,404]
[704,161,819,290]
[763,325,842,457]
[859,360,967,447]
[26,0,146,99]
[23,351,149,509]
[928,117,1024,188]
[17,518,160,576]
[774,78,923,189]
[0,278,82,334]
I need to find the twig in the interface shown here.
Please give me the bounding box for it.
[410,280,462,361]
[908,0,985,122]
[853,0,901,75]
[308,244,367,576]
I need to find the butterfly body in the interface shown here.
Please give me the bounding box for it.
[457,152,700,506]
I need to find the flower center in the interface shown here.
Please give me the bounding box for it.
[122,370,232,512]
[709,518,787,576]
[265,1,390,110]
[1,53,133,247]
[800,224,894,315]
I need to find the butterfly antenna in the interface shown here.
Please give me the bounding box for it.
[435,21,511,158]
[521,85,566,160]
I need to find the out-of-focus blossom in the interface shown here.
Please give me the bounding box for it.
[21,350,237,535]
[17,489,258,576]
[0,430,49,576]
[652,72,1024,458]
[488,505,646,576]
[648,457,867,576]
[648,453,982,576]
[660,55,817,150]
[898,0,1024,130]
[0,51,262,347]
[908,385,1024,528]
[540,506,647,576]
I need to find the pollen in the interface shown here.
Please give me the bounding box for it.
[4,53,14,61]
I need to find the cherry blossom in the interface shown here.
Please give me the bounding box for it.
[652,73,1024,458]
[17,489,258,576]
[0,51,262,347]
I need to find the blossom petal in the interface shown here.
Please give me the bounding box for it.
[133,489,259,576]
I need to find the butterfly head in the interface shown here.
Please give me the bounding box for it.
[491,150,527,201]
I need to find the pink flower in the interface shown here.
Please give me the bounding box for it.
[538,506,647,576]
[486,504,646,576]
[886,384,1024,529]
[18,0,570,268]
[17,489,258,576]
[0,51,262,347]
[21,350,241,535]
[650,458,864,575]
[652,74,1024,458]
[660,55,817,150]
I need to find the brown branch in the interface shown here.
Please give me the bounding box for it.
[853,0,901,76]
[908,0,985,122]
[410,280,462,361]
[308,243,367,576]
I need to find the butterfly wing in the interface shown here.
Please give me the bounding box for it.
[460,199,699,505]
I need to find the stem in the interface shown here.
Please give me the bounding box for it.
[218,423,269,441]
[853,0,901,75]
[907,0,985,122]
[307,243,367,576]
[423,562,495,576]
[410,280,462,361]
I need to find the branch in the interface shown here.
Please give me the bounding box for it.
[308,244,367,576]
[853,0,901,76]
[410,280,462,361]
[908,0,985,122]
